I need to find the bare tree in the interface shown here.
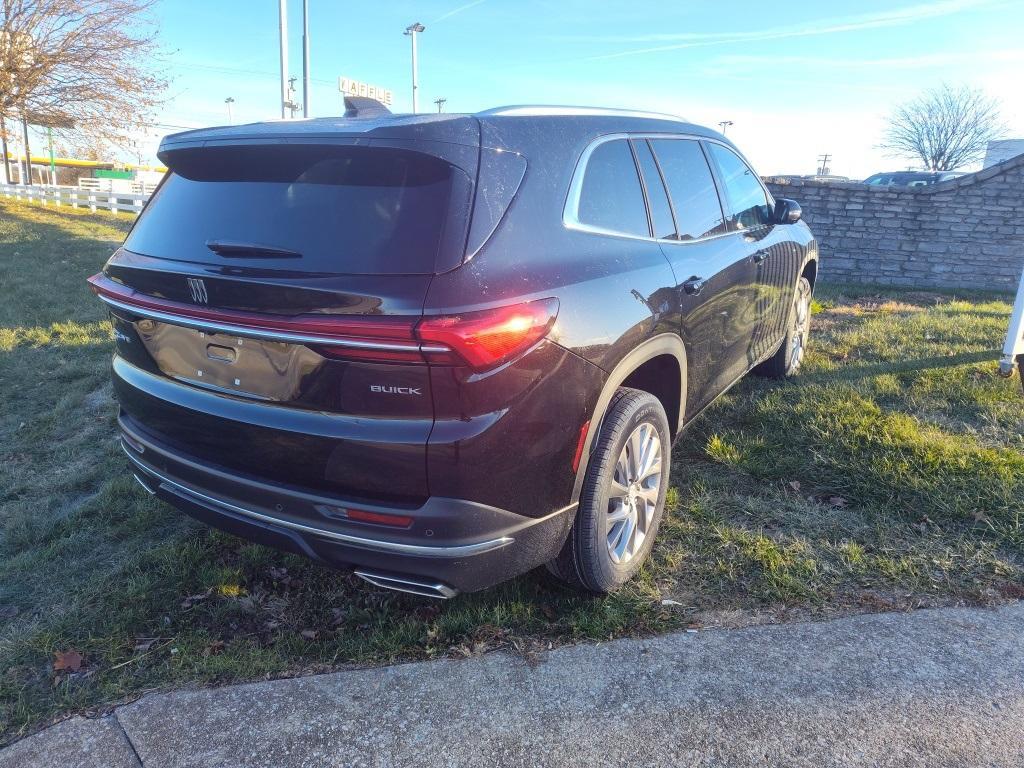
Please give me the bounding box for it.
[881,84,1006,171]
[0,0,165,162]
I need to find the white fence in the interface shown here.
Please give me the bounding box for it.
[0,182,150,214]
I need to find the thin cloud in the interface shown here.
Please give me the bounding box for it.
[431,0,487,25]
[711,49,1024,73]
[576,0,996,61]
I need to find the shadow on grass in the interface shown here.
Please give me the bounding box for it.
[799,350,1000,383]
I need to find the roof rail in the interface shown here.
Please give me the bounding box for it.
[478,105,687,122]
[344,96,392,119]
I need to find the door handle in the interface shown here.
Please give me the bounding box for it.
[682,276,706,296]
[753,249,769,264]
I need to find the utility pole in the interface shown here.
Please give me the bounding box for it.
[278,0,289,119]
[817,153,832,176]
[287,77,300,118]
[47,126,56,186]
[225,97,235,124]
[302,0,311,117]
[404,22,425,113]
[21,112,31,185]
[433,98,446,113]
[718,120,733,135]
[0,115,10,185]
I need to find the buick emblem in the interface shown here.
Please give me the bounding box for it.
[187,277,208,304]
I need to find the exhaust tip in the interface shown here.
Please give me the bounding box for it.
[354,570,458,599]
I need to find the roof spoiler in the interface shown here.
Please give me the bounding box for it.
[344,96,392,119]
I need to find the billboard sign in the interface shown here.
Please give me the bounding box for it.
[338,77,394,107]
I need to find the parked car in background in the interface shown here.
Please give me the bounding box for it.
[862,170,965,186]
[89,102,818,598]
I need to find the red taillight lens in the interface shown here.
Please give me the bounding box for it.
[417,298,559,370]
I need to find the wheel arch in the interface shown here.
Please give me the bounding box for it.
[570,333,687,505]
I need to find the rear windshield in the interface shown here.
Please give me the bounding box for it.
[125,145,465,274]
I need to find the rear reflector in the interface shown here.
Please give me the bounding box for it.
[88,272,557,370]
[344,508,414,528]
[572,419,591,474]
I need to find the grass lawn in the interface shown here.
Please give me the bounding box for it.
[1,198,1022,743]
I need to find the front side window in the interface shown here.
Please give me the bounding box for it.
[575,139,650,238]
[705,143,772,230]
[649,139,726,240]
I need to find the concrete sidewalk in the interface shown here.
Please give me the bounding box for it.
[3,602,1023,767]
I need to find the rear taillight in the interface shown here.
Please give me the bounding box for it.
[417,299,559,370]
[88,273,557,371]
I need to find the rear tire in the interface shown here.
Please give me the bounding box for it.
[755,275,813,379]
[547,388,671,593]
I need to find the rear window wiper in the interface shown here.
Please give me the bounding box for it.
[205,240,302,259]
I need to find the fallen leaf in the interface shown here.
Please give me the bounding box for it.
[300,629,318,641]
[827,496,848,508]
[787,480,801,492]
[53,650,83,672]
[180,589,213,610]
[660,599,683,607]
[133,638,158,653]
[203,640,225,657]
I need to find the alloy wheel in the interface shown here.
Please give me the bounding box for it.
[606,422,662,564]
[790,282,812,371]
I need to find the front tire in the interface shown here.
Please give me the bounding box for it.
[548,388,671,593]
[755,275,812,378]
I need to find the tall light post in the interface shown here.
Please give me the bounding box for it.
[278,0,289,119]
[224,97,235,124]
[404,22,425,114]
[718,120,733,135]
[302,0,311,117]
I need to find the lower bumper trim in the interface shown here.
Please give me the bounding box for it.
[122,442,515,559]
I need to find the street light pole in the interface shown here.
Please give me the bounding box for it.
[278,0,289,119]
[718,120,733,135]
[302,0,311,118]
[404,22,425,114]
[225,97,235,124]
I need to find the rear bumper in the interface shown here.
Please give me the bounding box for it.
[119,415,575,595]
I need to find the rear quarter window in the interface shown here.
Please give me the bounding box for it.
[574,139,650,238]
[125,145,468,275]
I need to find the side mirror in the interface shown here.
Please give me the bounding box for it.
[773,198,802,224]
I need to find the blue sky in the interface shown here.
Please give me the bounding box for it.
[142,0,1024,177]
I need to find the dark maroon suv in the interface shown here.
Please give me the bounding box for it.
[90,102,818,598]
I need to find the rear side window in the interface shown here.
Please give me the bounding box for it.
[632,140,676,240]
[575,139,649,238]
[705,143,772,230]
[649,139,726,240]
[125,145,467,275]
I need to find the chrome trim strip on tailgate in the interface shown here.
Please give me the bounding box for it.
[120,443,514,558]
[98,294,449,353]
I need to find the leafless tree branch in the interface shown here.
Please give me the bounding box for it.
[881,84,1006,171]
[1,0,166,151]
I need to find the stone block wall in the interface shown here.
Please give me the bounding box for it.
[764,153,1024,291]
